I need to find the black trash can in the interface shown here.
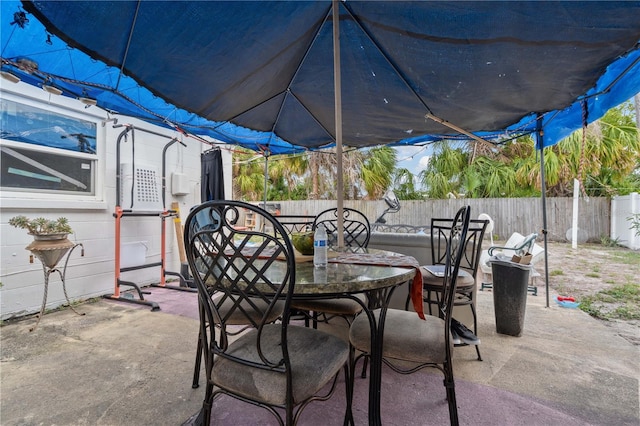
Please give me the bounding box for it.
[490,258,532,337]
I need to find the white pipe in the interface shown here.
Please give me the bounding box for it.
[572,178,579,249]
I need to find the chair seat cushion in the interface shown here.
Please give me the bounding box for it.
[350,309,450,364]
[421,265,475,289]
[290,294,366,315]
[213,324,349,406]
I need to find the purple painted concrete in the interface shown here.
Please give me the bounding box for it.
[124,287,633,426]
[197,370,591,426]
[114,285,199,318]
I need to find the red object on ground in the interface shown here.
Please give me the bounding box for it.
[557,296,575,302]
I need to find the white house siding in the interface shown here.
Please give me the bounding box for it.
[0,82,232,320]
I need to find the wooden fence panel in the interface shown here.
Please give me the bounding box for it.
[274,198,610,242]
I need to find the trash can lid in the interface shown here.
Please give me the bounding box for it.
[488,255,533,270]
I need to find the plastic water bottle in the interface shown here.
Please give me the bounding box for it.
[313,263,328,283]
[313,223,328,267]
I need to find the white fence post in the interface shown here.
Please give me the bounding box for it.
[572,179,579,249]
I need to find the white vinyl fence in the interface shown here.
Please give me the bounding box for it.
[611,192,640,250]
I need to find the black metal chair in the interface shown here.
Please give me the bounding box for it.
[290,207,371,328]
[184,201,351,425]
[349,205,471,426]
[418,217,488,361]
[190,205,286,389]
[275,215,316,235]
[313,207,371,248]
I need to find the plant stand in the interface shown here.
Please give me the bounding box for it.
[28,237,85,332]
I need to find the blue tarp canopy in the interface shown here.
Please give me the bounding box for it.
[2,1,640,154]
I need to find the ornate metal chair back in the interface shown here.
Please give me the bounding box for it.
[430,217,488,278]
[184,200,296,368]
[437,206,471,320]
[313,207,371,248]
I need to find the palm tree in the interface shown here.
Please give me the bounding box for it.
[267,153,309,200]
[466,156,519,198]
[393,167,423,200]
[309,149,338,199]
[342,148,366,199]
[361,146,396,200]
[419,143,467,198]
[232,148,265,201]
[418,101,639,199]
[307,146,396,200]
[234,100,638,201]
[234,149,312,201]
[514,102,640,197]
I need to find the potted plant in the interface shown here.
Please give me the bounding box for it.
[9,216,73,239]
[9,216,75,268]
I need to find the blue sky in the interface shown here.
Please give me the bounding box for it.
[394,145,432,177]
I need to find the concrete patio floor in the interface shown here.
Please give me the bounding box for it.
[1,285,638,425]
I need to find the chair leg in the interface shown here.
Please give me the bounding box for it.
[480,280,492,291]
[469,302,482,361]
[445,382,459,426]
[201,383,214,426]
[286,404,294,425]
[360,355,369,379]
[343,361,354,426]
[297,309,316,328]
[193,300,208,388]
[424,288,442,317]
[192,330,203,388]
[443,362,459,426]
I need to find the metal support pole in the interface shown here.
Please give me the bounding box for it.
[536,120,550,308]
[333,0,345,247]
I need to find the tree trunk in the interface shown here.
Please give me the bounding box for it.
[311,152,319,200]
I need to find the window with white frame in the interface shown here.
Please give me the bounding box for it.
[0,95,97,196]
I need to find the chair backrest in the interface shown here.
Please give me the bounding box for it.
[184,200,296,369]
[276,214,315,235]
[488,232,544,264]
[438,206,471,320]
[430,217,488,278]
[480,231,545,274]
[478,213,494,246]
[313,207,371,248]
